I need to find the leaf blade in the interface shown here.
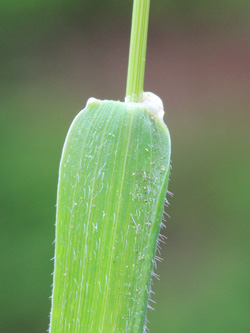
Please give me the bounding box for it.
[50,98,171,332]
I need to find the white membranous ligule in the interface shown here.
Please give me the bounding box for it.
[126,92,165,121]
[88,92,165,122]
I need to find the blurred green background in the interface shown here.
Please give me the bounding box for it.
[1,0,249,332]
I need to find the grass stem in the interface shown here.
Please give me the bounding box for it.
[126,0,150,102]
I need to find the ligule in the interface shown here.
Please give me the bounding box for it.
[50,95,171,332]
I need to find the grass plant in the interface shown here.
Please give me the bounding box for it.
[49,0,171,331]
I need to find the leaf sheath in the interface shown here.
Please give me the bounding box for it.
[50,99,171,332]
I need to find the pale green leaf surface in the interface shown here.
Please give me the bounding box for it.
[50,98,171,332]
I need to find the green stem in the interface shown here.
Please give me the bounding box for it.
[126,0,150,102]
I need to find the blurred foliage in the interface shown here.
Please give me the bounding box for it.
[1,0,250,36]
[1,0,249,22]
[1,0,250,332]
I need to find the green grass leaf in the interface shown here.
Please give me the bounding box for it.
[50,95,171,332]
